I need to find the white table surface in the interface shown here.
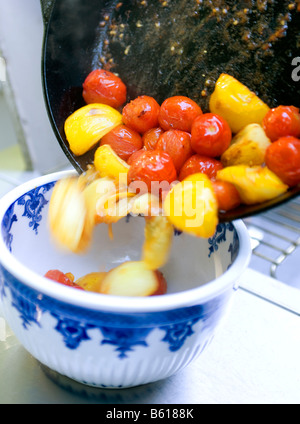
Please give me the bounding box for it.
[0,173,299,404]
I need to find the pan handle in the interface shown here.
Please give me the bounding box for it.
[40,0,55,26]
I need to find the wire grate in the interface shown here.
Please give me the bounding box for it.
[245,198,300,288]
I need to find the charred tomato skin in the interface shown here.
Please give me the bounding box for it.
[122,96,161,134]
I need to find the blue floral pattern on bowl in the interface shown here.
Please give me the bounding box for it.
[0,175,249,388]
[1,183,55,252]
[0,267,229,359]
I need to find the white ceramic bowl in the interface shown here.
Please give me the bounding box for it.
[0,170,251,388]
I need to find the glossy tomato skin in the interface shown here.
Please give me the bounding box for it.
[127,149,146,165]
[191,113,232,158]
[265,136,300,187]
[263,106,300,142]
[212,181,241,212]
[44,270,84,290]
[179,154,223,181]
[159,96,203,132]
[122,96,161,134]
[128,150,177,193]
[82,69,127,109]
[156,130,193,172]
[143,127,164,150]
[100,125,143,161]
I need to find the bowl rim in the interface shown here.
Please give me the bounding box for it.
[0,170,252,313]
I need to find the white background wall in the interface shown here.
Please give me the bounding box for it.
[0,0,68,174]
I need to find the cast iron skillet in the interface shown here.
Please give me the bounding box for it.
[41,0,300,222]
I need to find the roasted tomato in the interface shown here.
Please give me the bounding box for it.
[45,270,84,290]
[263,106,300,142]
[163,173,218,239]
[128,150,177,193]
[127,149,146,165]
[122,96,161,134]
[212,180,242,212]
[156,130,193,172]
[191,113,232,158]
[143,127,164,150]
[265,136,300,187]
[158,96,203,132]
[151,271,168,296]
[82,69,127,109]
[100,124,143,161]
[179,154,223,181]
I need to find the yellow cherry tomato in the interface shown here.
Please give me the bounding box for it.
[94,144,130,182]
[209,74,270,134]
[163,173,218,239]
[142,216,174,271]
[64,104,122,156]
[216,165,289,205]
[75,272,107,293]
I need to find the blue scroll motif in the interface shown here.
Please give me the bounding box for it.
[9,284,42,330]
[1,183,55,252]
[1,204,18,252]
[17,183,55,234]
[160,318,201,352]
[50,318,153,359]
[208,222,235,258]
[51,314,94,350]
[99,327,153,359]
[3,276,217,359]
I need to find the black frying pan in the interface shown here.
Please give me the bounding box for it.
[41,0,300,221]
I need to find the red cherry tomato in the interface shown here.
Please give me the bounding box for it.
[179,155,223,181]
[263,106,300,142]
[151,271,168,296]
[159,96,203,132]
[156,130,193,172]
[122,96,160,134]
[265,136,300,187]
[143,127,164,150]
[191,113,232,158]
[128,150,177,193]
[82,69,127,109]
[100,125,143,161]
[127,149,146,165]
[212,181,241,212]
[44,270,84,290]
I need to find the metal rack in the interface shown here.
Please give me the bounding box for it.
[245,198,300,288]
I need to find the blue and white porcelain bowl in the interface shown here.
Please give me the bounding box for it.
[0,171,251,389]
